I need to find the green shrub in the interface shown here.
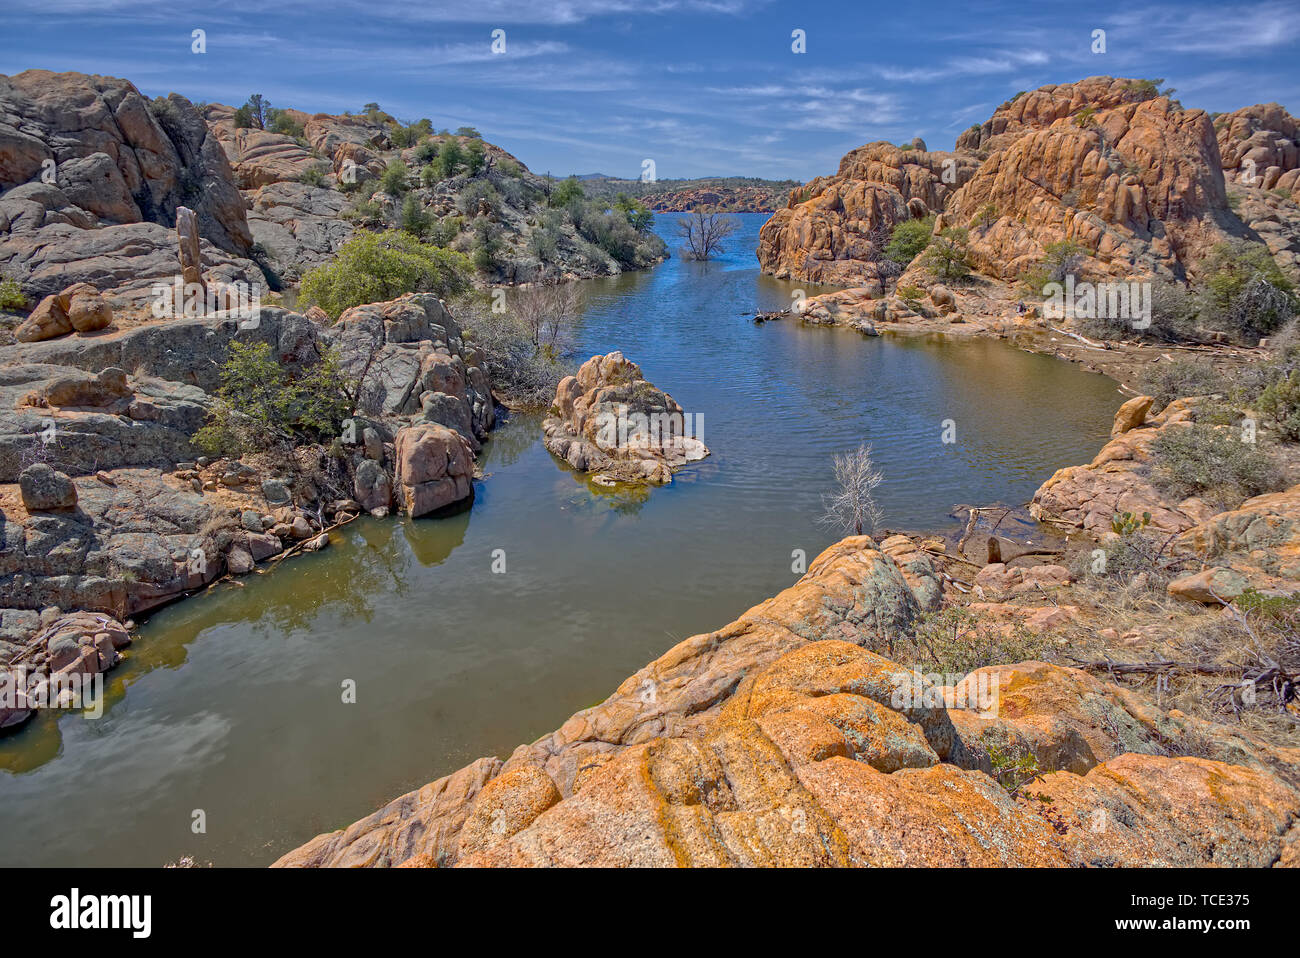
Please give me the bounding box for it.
[456,181,502,217]
[425,215,463,248]
[342,197,386,225]
[920,226,971,281]
[299,230,472,319]
[266,108,304,139]
[414,140,439,165]
[299,166,326,187]
[1258,369,1300,439]
[469,219,504,273]
[0,278,27,311]
[1199,240,1296,341]
[548,176,585,209]
[527,226,559,260]
[1149,422,1285,508]
[972,202,998,230]
[379,160,409,196]
[400,194,431,236]
[389,123,424,149]
[436,140,465,178]
[898,607,1049,677]
[194,341,349,456]
[464,140,487,175]
[885,215,934,265]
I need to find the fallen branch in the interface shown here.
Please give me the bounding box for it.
[1066,655,1238,677]
[1048,325,1110,350]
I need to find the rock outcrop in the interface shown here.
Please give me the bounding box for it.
[1216,103,1300,199]
[275,536,1299,868]
[1029,397,1206,537]
[0,287,497,674]
[643,185,786,213]
[758,77,1277,295]
[0,71,260,311]
[757,142,978,286]
[542,352,708,484]
[0,610,131,730]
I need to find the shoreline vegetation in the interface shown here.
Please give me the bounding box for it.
[2,69,1300,868]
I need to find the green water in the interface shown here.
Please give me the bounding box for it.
[0,214,1123,866]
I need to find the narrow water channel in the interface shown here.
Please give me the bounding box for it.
[0,214,1123,866]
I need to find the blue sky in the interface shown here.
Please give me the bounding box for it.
[2,0,1298,180]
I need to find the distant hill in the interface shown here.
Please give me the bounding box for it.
[566,175,798,212]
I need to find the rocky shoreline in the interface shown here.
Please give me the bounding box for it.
[274,521,1300,867]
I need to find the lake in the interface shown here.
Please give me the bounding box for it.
[0,213,1123,866]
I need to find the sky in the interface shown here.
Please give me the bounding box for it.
[1,0,1299,181]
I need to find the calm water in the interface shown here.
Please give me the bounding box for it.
[0,214,1123,866]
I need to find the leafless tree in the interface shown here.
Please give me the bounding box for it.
[819,443,886,536]
[513,279,581,359]
[675,210,740,261]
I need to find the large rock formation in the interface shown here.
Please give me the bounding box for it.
[949,91,1237,280]
[758,77,1271,291]
[0,71,259,310]
[758,142,978,287]
[542,352,708,484]
[1216,103,1300,199]
[275,536,1300,868]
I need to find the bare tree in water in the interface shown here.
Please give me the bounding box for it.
[675,210,740,261]
[819,443,885,536]
[512,278,580,360]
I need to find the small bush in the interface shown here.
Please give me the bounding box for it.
[527,226,559,260]
[1149,422,1285,508]
[456,180,502,217]
[425,215,463,248]
[464,140,487,175]
[548,176,585,209]
[920,226,971,282]
[457,295,573,408]
[436,140,465,179]
[299,166,326,187]
[400,194,431,236]
[299,230,472,319]
[414,140,439,165]
[194,341,349,456]
[266,108,304,139]
[379,160,409,196]
[1139,359,1230,408]
[898,607,1049,678]
[1257,369,1300,439]
[885,215,934,266]
[0,278,27,311]
[1199,240,1297,341]
[469,219,504,274]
